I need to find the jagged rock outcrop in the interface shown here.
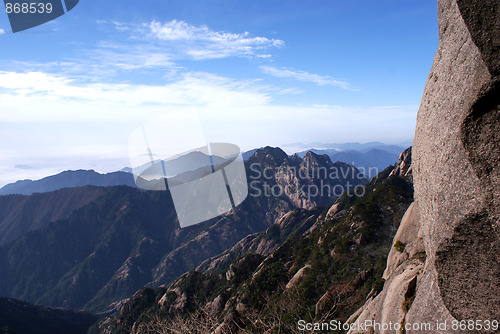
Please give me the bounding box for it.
[348,0,499,332]
[271,151,367,209]
[196,208,321,273]
[150,147,365,287]
[388,147,412,179]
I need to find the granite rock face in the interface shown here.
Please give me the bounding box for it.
[414,0,499,326]
[388,147,412,179]
[348,0,499,332]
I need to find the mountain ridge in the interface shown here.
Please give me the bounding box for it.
[94,147,414,333]
[0,147,366,313]
[0,170,136,196]
[0,186,109,245]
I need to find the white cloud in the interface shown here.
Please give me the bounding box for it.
[0,29,6,34]
[0,67,415,187]
[259,66,351,90]
[0,70,272,122]
[0,70,414,140]
[0,20,283,83]
[120,20,284,60]
[89,46,175,71]
[0,69,274,185]
[20,20,284,77]
[0,20,283,80]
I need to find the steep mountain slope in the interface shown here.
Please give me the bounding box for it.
[0,170,136,196]
[0,297,97,334]
[242,148,259,161]
[133,148,366,290]
[0,187,109,245]
[196,207,323,273]
[0,186,178,312]
[0,147,365,313]
[95,149,413,333]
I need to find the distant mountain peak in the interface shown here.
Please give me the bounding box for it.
[288,153,302,166]
[302,151,334,167]
[247,146,288,166]
[0,169,136,196]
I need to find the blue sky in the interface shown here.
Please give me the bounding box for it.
[0,0,438,185]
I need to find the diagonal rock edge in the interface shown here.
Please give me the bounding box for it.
[347,0,499,333]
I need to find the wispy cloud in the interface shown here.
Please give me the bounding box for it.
[0,70,272,122]
[86,43,176,72]
[0,20,284,81]
[0,67,416,186]
[259,65,350,90]
[115,20,284,60]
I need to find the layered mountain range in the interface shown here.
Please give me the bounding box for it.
[95,147,414,333]
[297,148,399,179]
[0,143,400,197]
[0,170,136,196]
[0,148,366,317]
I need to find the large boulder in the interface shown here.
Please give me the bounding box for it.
[348,0,499,332]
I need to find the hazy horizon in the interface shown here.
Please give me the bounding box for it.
[0,139,412,187]
[0,0,435,188]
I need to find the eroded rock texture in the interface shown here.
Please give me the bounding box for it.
[349,0,499,332]
[430,0,499,324]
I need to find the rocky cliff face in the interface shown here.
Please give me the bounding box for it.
[348,0,499,332]
[248,148,367,210]
[388,147,412,180]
